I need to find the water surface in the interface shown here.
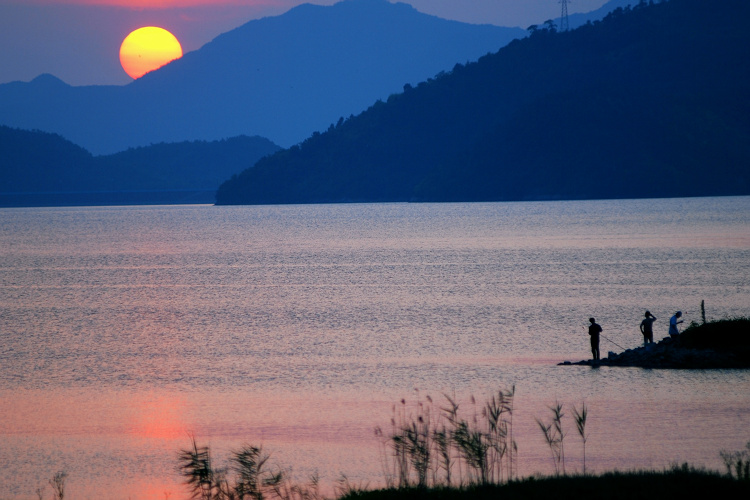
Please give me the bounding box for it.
[1,198,749,498]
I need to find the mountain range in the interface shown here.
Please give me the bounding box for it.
[0,0,524,155]
[0,126,279,206]
[215,0,750,205]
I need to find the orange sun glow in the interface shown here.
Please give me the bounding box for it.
[119,26,183,79]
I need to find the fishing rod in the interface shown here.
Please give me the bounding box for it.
[583,326,626,350]
[600,333,626,350]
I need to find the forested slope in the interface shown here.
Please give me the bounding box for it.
[216,0,750,205]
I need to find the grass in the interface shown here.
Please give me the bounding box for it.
[720,441,750,481]
[338,467,750,500]
[375,388,517,488]
[177,436,321,500]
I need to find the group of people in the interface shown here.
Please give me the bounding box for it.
[586,310,684,361]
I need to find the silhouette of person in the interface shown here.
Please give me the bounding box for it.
[640,311,657,345]
[588,317,602,361]
[669,311,683,338]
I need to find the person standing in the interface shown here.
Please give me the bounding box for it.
[640,311,657,345]
[669,311,683,338]
[588,317,602,361]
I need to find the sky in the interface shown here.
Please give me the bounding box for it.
[0,0,611,86]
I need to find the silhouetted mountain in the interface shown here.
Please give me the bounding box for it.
[1,125,94,192]
[0,126,279,206]
[0,0,524,155]
[215,0,750,205]
[566,0,637,29]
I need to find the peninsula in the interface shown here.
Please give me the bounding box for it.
[560,318,750,369]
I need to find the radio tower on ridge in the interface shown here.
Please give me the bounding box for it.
[560,0,570,31]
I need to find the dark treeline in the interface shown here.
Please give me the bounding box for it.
[216,0,750,205]
[0,127,279,206]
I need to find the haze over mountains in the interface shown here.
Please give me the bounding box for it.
[0,0,524,155]
[216,0,750,204]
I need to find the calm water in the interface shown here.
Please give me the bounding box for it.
[1,198,749,499]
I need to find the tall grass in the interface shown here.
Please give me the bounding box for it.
[376,390,597,487]
[535,402,566,475]
[374,387,517,488]
[572,402,589,475]
[720,441,750,480]
[33,471,67,500]
[177,436,323,500]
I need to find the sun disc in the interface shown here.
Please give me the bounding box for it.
[119,26,183,79]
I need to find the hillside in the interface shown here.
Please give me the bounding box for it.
[0,0,523,154]
[0,126,279,206]
[215,0,750,205]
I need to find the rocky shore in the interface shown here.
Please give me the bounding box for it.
[559,317,750,369]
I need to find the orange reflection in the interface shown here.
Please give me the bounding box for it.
[127,395,188,440]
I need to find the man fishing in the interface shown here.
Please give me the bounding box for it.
[588,317,602,361]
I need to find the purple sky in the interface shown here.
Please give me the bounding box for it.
[0,1,610,86]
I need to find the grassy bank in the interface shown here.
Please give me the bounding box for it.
[341,467,750,500]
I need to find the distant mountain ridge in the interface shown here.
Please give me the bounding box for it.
[215,0,750,205]
[565,0,636,29]
[0,0,524,155]
[0,126,279,206]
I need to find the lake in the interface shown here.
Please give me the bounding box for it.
[1,197,749,499]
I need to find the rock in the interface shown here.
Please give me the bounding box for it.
[559,318,750,369]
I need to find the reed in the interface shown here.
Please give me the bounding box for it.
[535,402,566,476]
[572,402,589,476]
[720,441,750,480]
[177,436,322,500]
[178,437,216,500]
[334,474,369,498]
[375,387,517,488]
[49,471,67,500]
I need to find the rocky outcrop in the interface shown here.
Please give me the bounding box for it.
[559,318,750,369]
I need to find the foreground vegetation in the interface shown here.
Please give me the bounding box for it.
[167,386,749,500]
[340,467,750,500]
[34,396,750,499]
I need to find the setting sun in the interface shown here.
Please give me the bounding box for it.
[119,26,183,79]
